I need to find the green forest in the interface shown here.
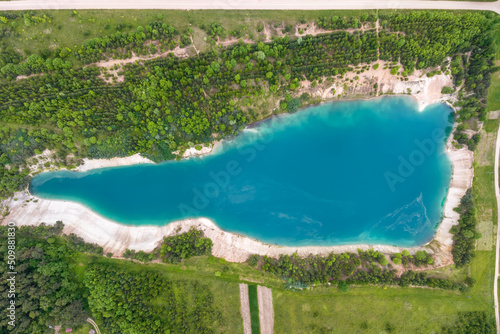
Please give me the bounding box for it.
[0,10,497,200]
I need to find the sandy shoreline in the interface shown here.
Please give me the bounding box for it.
[75,153,154,172]
[1,97,473,266]
[0,196,448,262]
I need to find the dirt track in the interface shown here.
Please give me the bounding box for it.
[239,284,252,334]
[257,286,274,334]
[0,0,498,13]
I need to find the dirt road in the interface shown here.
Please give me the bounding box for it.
[257,285,274,334]
[0,0,498,13]
[239,283,252,334]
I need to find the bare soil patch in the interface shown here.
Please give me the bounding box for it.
[239,283,252,334]
[257,285,274,334]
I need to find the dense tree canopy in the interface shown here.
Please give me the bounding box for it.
[85,265,224,334]
[0,223,88,334]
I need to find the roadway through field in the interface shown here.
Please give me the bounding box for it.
[257,285,274,334]
[0,0,498,13]
[240,283,252,334]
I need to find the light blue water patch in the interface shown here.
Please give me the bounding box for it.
[31,96,453,247]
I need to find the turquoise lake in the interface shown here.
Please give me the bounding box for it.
[31,97,453,247]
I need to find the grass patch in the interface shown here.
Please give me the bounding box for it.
[271,244,494,333]
[248,285,261,334]
[474,131,496,166]
[483,119,499,133]
[476,218,495,250]
[274,285,487,334]
[469,251,496,315]
[487,65,500,112]
[486,26,500,112]
[474,166,497,225]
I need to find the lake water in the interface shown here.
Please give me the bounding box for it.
[31,97,453,247]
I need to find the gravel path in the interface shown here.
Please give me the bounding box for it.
[257,286,274,334]
[0,0,498,13]
[239,283,252,334]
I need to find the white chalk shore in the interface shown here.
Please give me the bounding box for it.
[2,108,473,266]
[71,140,224,172]
[75,153,154,172]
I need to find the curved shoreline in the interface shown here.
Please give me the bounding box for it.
[1,101,473,266]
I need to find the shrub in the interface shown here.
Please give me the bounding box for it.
[287,98,302,113]
[248,254,260,267]
[390,66,400,75]
[441,86,455,94]
[338,280,349,292]
[377,254,388,266]
[160,228,213,263]
[465,276,476,287]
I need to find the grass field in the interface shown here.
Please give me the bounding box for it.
[274,284,490,334]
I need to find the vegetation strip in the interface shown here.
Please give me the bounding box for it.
[248,284,261,334]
